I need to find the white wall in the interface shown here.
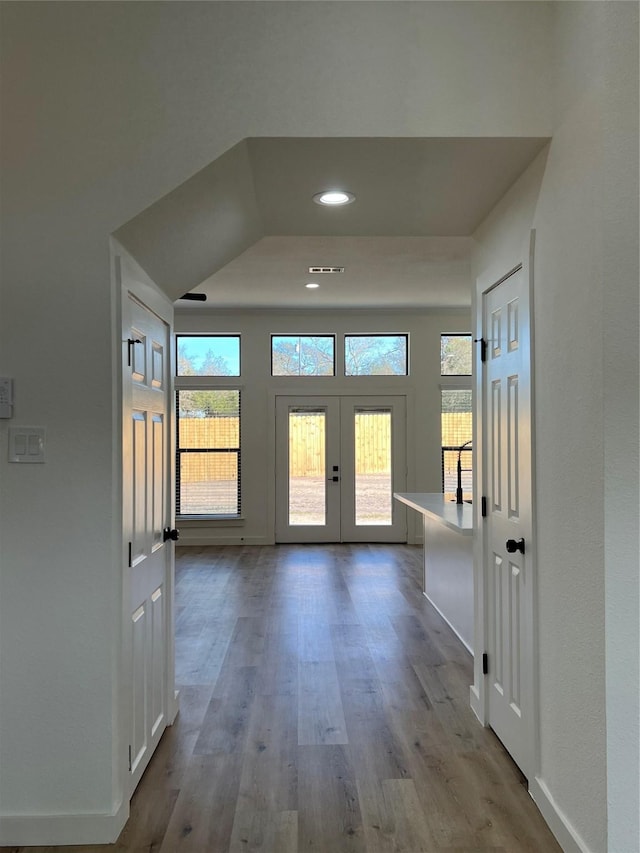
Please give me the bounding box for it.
[472,4,639,851]
[597,5,640,853]
[2,1,635,849]
[174,309,470,546]
[1,4,551,836]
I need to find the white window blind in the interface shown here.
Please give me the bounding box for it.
[176,389,241,517]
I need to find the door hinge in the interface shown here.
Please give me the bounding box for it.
[128,542,132,567]
[481,496,487,518]
[128,744,132,772]
[474,337,487,363]
[482,652,489,675]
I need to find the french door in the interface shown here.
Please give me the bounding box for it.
[275,395,407,543]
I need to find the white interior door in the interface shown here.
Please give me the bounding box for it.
[483,265,534,777]
[275,395,406,543]
[122,285,175,794]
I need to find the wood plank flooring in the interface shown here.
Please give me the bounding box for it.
[2,544,561,852]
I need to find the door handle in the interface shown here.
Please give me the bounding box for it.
[163,527,180,542]
[126,338,142,367]
[327,476,340,482]
[505,537,525,554]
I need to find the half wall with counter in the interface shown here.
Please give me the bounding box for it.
[394,493,474,653]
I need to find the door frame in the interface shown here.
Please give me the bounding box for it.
[471,230,539,783]
[273,392,408,543]
[114,239,179,805]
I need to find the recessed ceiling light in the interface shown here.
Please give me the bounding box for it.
[305,282,320,289]
[312,190,355,206]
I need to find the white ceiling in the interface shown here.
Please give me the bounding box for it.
[197,235,474,309]
[115,137,548,309]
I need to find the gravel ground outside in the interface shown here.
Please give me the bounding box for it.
[286,473,393,526]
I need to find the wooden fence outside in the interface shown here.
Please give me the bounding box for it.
[178,412,473,482]
[289,412,396,476]
[179,418,239,482]
[441,412,473,447]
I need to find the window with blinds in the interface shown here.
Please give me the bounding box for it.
[176,389,241,517]
[441,389,472,501]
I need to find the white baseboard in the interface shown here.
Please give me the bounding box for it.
[423,592,473,655]
[169,688,180,724]
[529,776,593,853]
[0,797,128,847]
[469,683,485,725]
[177,534,274,547]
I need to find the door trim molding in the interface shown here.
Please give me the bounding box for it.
[471,230,539,786]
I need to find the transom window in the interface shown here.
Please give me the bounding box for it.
[177,335,240,376]
[344,334,408,376]
[271,335,335,376]
[441,334,472,376]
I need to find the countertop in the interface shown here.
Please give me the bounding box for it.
[393,492,474,535]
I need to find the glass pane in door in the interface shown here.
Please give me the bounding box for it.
[288,409,326,525]
[354,408,392,525]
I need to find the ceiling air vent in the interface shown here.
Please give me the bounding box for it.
[308,266,345,274]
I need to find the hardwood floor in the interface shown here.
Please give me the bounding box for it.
[3,544,561,852]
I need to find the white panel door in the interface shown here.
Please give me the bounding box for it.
[275,395,407,543]
[123,292,173,793]
[483,266,534,777]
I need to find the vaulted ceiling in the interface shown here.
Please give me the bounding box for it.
[115,137,548,309]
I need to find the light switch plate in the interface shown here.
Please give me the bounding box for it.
[9,426,46,463]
